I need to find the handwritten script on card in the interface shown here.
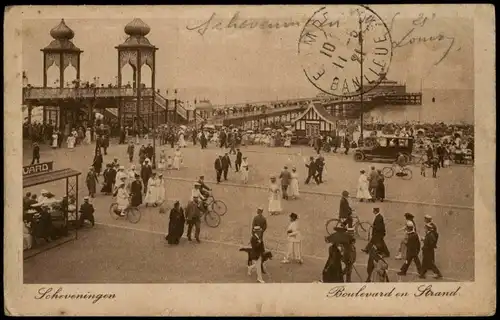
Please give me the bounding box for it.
[388,12,458,66]
[186,9,459,67]
[326,285,462,298]
[186,11,302,36]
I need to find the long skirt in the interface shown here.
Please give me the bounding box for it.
[173,156,181,170]
[285,240,302,261]
[289,179,300,198]
[268,197,282,213]
[145,186,158,205]
[376,183,385,200]
[241,168,249,183]
[356,184,372,200]
[158,159,166,170]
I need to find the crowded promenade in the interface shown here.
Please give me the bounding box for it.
[23,126,474,283]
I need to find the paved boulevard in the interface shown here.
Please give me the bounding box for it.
[23,140,474,283]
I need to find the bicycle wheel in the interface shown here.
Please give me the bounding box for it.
[109,203,120,220]
[401,167,413,180]
[325,218,340,235]
[126,207,142,224]
[355,222,372,241]
[382,167,394,178]
[204,210,221,228]
[211,200,227,216]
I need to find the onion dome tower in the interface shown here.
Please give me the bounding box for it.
[115,18,158,128]
[41,19,82,88]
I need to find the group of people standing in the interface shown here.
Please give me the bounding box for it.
[356,166,386,202]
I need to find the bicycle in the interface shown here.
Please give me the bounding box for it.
[382,163,413,180]
[325,215,372,241]
[109,198,141,224]
[200,203,221,228]
[204,193,227,216]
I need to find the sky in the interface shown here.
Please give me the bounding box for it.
[22,6,474,105]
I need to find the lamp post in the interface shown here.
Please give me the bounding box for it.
[358,17,365,147]
[174,89,178,124]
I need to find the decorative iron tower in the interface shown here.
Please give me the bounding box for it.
[115,18,158,128]
[41,19,83,127]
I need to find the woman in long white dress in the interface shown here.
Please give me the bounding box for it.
[51,133,58,149]
[116,183,129,216]
[178,131,187,148]
[84,127,91,144]
[173,148,182,170]
[158,150,167,170]
[66,135,76,150]
[282,212,303,264]
[356,169,372,202]
[268,176,282,215]
[166,156,173,170]
[145,173,158,207]
[289,167,300,199]
[241,156,249,184]
[156,173,165,205]
[284,135,292,148]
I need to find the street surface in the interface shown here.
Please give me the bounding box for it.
[23,139,474,283]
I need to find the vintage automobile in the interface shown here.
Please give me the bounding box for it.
[353,136,414,163]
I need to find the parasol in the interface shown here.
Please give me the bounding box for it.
[246,130,254,133]
[180,125,187,129]
[264,127,272,131]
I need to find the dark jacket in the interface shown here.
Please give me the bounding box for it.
[339,197,352,218]
[306,160,317,175]
[33,145,40,157]
[79,202,95,217]
[406,232,421,257]
[372,214,386,238]
[422,230,438,251]
[185,200,202,220]
[252,215,267,232]
[250,233,265,260]
[315,158,324,171]
[236,151,243,163]
[222,155,232,169]
[214,158,223,171]
[279,170,292,185]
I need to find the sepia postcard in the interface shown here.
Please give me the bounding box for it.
[4,4,496,316]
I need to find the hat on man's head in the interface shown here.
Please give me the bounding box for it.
[424,214,432,220]
[373,207,380,213]
[83,196,89,201]
[342,190,349,197]
[40,189,48,194]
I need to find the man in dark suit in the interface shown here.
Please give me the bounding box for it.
[214,155,223,183]
[221,152,232,180]
[419,223,443,279]
[338,190,353,229]
[235,149,243,172]
[31,142,40,164]
[279,166,292,200]
[397,223,422,276]
[344,136,350,155]
[362,208,390,257]
[305,157,320,184]
[315,156,325,183]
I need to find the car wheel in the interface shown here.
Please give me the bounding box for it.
[354,152,364,161]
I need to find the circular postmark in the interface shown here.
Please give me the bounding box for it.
[298,5,393,98]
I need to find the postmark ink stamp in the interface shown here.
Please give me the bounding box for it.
[298,5,393,97]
